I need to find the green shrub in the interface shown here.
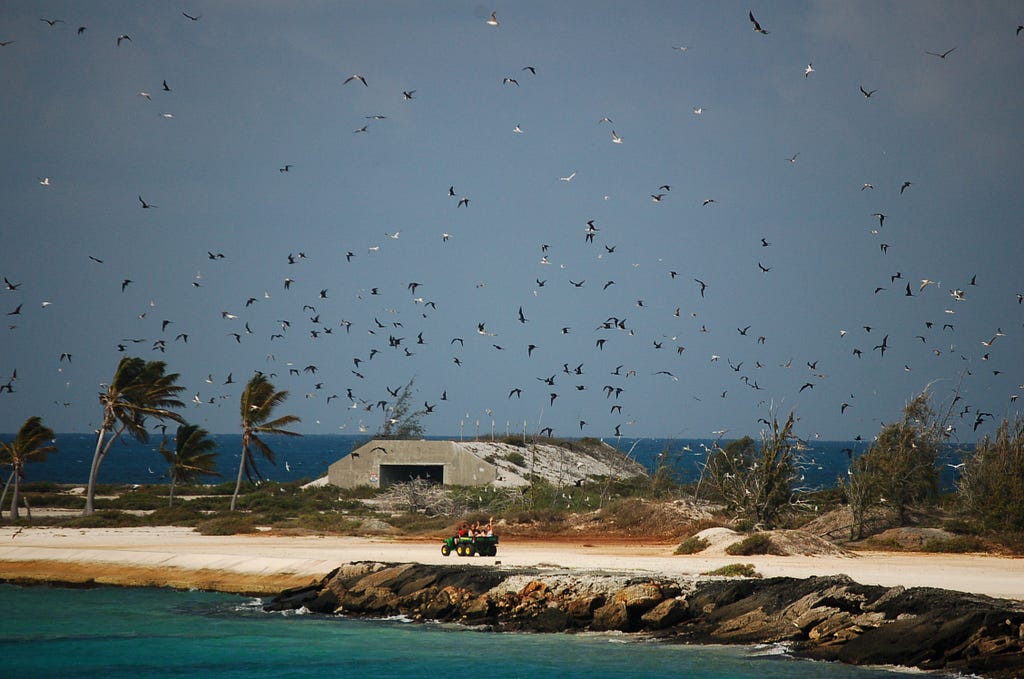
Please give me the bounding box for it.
[674,535,709,554]
[196,514,260,535]
[64,511,145,528]
[701,563,761,578]
[147,504,205,525]
[505,451,526,467]
[921,535,989,553]
[725,533,778,556]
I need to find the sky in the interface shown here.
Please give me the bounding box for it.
[1,1,1023,443]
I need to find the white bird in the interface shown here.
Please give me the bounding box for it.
[804,63,815,77]
[611,130,622,144]
[486,11,499,26]
[692,107,703,115]
[137,91,151,100]
[559,172,576,182]
[512,123,523,133]
[38,177,51,186]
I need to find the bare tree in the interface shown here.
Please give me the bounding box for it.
[704,412,801,529]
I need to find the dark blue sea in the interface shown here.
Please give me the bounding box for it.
[19,433,965,491]
[0,584,910,678]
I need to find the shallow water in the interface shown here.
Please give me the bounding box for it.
[0,584,909,678]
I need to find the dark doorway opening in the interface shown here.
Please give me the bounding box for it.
[379,464,444,487]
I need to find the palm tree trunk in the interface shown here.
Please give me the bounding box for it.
[168,473,176,507]
[83,426,108,516]
[230,441,248,511]
[10,464,22,520]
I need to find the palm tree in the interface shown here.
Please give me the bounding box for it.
[0,416,57,519]
[84,357,185,515]
[232,373,301,511]
[159,423,220,507]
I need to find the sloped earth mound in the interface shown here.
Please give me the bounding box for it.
[685,527,854,557]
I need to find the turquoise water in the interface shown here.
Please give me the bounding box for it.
[0,585,908,678]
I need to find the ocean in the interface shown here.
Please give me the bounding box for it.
[0,584,907,678]
[21,432,964,491]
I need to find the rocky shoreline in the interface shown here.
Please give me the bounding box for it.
[266,562,1024,678]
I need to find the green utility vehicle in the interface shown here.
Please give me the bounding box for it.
[441,534,499,557]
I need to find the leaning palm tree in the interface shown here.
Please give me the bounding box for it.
[232,373,301,511]
[0,416,57,519]
[84,357,185,515]
[159,423,220,507]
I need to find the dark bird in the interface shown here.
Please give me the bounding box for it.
[873,334,889,356]
[121,279,132,292]
[3,277,20,291]
[517,306,527,323]
[748,10,769,34]
[694,279,707,297]
[117,34,131,46]
[402,90,416,100]
[279,164,293,173]
[799,382,814,393]
[457,197,470,208]
[7,304,22,316]
[162,79,172,92]
[872,213,886,227]
[860,85,877,98]
[900,181,912,195]
[41,18,64,26]
[138,195,157,209]
[924,47,956,59]
[344,74,368,87]
[761,238,771,247]
[183,12,201,21]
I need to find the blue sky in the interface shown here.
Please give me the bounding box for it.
[2,1,1022,442]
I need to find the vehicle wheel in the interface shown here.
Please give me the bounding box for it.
[441,544,451,556]
[457,544,466,556]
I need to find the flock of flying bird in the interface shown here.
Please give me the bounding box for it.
[2,7,1023,447]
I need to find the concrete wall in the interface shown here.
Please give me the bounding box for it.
[327,439,499,489]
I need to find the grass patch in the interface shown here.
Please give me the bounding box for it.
[921,535,989,553]
[674,535,709,554]
[64,511,146,528]
[725,533,780,556]
[701,563,761,578]
[195,514,260,535]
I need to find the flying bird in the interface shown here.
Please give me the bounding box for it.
[344,74,368,87]
[611,130,623,144]
[804,63,814,77]
[138,195,156,209]
[182,12,201,21]
[860,85,877,98]
[748,11,769,34]
[486,11,499,27]
[117,34,131,46]
[924,47,956,59]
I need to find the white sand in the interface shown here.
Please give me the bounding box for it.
[0,525,1021,600]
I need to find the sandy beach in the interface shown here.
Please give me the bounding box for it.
[0,525,1021,600]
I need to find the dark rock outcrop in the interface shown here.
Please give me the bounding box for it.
[265,563,1024,678]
